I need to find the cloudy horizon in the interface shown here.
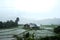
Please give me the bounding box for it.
[0,0,60,21]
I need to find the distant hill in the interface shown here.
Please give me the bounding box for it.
[36,18,60,25]
[0,17,60,25]
[19,18,60,25]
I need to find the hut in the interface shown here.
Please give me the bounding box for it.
[24,23,39,30]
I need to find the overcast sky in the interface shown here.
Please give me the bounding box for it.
[0,0,60,21]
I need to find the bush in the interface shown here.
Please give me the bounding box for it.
[40,36,60,40]
[54,26,60,34]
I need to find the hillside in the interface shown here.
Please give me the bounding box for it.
[19,18,60,25]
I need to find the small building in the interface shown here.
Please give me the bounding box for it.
[24,24,30,29]
[23,23,40,30]
[29,23,37,27]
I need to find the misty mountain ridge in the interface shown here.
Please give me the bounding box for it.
[20,18,60,25]
[0,17,60,25]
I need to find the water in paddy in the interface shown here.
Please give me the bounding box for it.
[0,28,26,40]
[0,26,55,40]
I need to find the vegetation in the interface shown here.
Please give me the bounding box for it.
[54,26,60,34]
[13,34,60,40]
[40,35,60,40]
[13,25,60,40]
[12,25,60,40]
[13,32,35,40]
[1,17,60,40]
[38,26,60,40]
[0,17,19,29]
[40,24,58,28]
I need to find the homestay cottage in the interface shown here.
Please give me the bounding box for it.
[23,23,40,30]
[24,24,30,29]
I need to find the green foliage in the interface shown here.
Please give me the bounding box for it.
[0,21,3,28]
[54,26,60,34]
[0,17,19,29]
[13,35,22,40]
[40,24,58,28]
[40,35,60,40]
[15,17,19,26]
[13,32,35,40]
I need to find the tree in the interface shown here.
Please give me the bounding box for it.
[0,17,20,29]
[5,20,10,28]
[0,21,3,28]
[9,20,15,27]
[54,26,60,34]
[15,17,19,26]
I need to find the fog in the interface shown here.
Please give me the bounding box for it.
[0,0,60,23]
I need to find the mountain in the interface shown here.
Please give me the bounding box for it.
[19,18,60,25]
[0,17,60,25]
[34,18,60,25]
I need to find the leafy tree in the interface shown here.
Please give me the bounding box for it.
[0,21,3,28]
[0,17,20,29]
[15,17,19,26]
[5,20,10,28]
[9,20,14,27]
[54,26,60,34]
